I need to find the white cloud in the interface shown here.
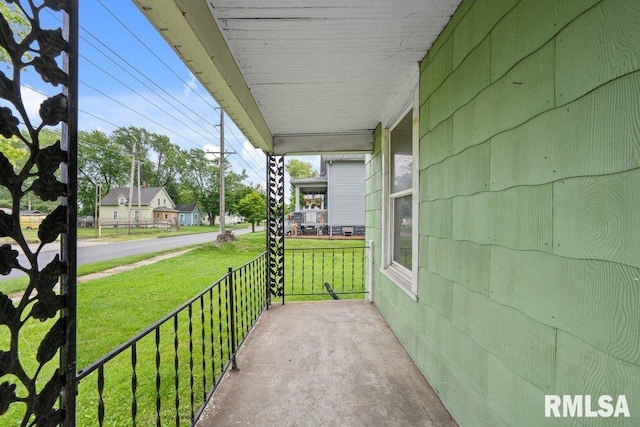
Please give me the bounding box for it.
[241,139,263,164]
[203,144,220,160]
[183,73,199,98]
[19,85,48,125]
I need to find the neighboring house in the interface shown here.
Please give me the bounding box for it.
[137,1,640,425]
[99,186,178,226]
[202,213,245,226]
[19,210,46,229]
[175,203,202,226]
[290,155,365,237]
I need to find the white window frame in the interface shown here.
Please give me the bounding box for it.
[380,70,419,300]
[112,210,118,220]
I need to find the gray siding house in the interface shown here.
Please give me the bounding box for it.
[290,155,365,237]
[175,203,202,226]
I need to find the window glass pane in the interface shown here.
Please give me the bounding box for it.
[390,111,413,193]
[393,194,412,270]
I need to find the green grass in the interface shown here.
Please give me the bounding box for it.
[0,247,202,297]
[2,233,368,425]
[284,238,369,301]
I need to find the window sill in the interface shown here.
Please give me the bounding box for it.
[380,264,417,302]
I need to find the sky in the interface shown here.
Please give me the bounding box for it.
[17,0,320,192]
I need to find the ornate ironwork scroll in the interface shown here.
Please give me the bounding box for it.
[0,1,78,426]
[266,155,284,304]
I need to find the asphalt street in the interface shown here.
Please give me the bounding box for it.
[2,226,263,281]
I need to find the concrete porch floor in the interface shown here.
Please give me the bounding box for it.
[196,300,456,426]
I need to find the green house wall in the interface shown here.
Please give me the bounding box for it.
[365,0,640,425]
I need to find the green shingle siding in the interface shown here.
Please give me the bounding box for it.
[365,0,639,424]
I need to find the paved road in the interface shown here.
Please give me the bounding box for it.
[2,226,263,281]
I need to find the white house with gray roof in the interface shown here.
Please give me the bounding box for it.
[99,186,178,226]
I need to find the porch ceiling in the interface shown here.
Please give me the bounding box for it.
[134,0,461,154]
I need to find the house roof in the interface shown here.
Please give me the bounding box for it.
[175,203,199,212]
[101,187,167,206]
[134,0,461,155]
[290,176,328,186]
[322,154,366,163]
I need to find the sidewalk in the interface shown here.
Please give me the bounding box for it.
[10,248,194,302]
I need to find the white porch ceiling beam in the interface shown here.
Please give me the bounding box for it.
[273,133,373,156]
[133,0,273,153]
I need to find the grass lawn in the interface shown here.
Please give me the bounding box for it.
[284,237,369,301]
[2,233,368,425]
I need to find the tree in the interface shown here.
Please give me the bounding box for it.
[235,191,266,232]
[78,130,129,217]
[144,132,185,202]
[285,158,316,180]
[0,3,30,64]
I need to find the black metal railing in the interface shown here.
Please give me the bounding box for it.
[285,246,369,299]
[75,252,268,426]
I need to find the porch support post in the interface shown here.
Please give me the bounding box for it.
[266,154,285,304]
[295,186,300,212]
[62,2,80,424]
[0,2,78,425]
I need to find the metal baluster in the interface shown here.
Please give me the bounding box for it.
[224,275,232,365]
[290,250,294,296]
[311,249,315,294]
[321,249,326,292]
[228,267,238,371]
[332,249,336,291]
[217,283,224,375]
[361,247,365,292]
[188,304,195,422]
[351,248,355,292]
[131,342,138,427]
[301,249,305,295]
[342,248,346,291]
[237,270,244,338]
[243,266,248,335]
[209,288,215,385]
[200,296,206,402]
[98,366,105,426]
[247,263,253,324]
[174,315,180,427]
[155,327,161,427]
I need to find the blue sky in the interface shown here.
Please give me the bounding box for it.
[18,0,320,189]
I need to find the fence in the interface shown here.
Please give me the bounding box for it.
[284,245,369,299]
[75,253,267,426]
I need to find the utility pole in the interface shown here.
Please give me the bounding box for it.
[137,160,141,223]
[219,109,226,235]
[127,142,136,234]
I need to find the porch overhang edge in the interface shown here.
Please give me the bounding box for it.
[133,0,273,153]
[273,132,374,156]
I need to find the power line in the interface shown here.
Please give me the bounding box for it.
[45,1,267,180]
[93,0,267,177]
[77,23,221,132]
[82,55,217,143]
[95,0,220,113]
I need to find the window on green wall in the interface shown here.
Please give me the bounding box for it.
[382,100,419,300]
[390,111,413,270]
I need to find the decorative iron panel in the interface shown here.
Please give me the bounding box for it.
[266,155,284,303]
[0,1,78,425]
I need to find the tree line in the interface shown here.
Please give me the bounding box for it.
[0,126,266,226]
